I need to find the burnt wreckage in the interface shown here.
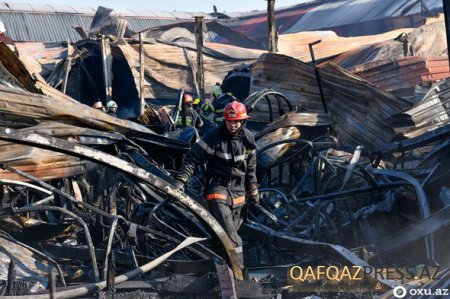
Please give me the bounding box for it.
[0,85,449,298]
[0,6,450,299]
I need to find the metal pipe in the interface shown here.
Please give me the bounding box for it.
[0,179,52,196]
[101,35,112,102]
[49,269,56,299]
[102,217,118,281]
[308,39,328,114]
[443,0,450,70]
[294,182,404,202]
[139,32,145,115]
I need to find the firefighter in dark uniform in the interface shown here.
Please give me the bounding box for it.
[177,93,203,129]
[106,100,118,117]
[174,101,259,266]
[211,92,237,123]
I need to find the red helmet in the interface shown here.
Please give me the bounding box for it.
[223,101,249,121]
[183,94,193,103]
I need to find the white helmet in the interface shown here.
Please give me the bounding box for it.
[106,100,118,109]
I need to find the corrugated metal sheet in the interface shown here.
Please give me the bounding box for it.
[0,123,86,181]
[330,42,400,69]
[0,12,202,42]
[0,2,214,42]
[126,18,184,33]
[321,14,425,37]
[285,0,428,32]
[349,56,450,103]
[15,41,66,78]
[250,53,412,146]
[387,78,450,139]
[0,41,153,134]
[277,28,411,62]
[229,6,314,42]
[117,41,260,100]
[229,0,442,39]
[0,2,211,18]
[0,12,93,42]
[330,19,448,69]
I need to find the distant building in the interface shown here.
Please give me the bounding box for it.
[0,2,213,42]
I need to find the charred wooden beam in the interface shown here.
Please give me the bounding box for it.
[195,16,205,101]
[106,251,116,296]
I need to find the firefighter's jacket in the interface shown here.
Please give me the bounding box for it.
[175,124,257,207]
[176,107,203,129]
[211,93,237,123]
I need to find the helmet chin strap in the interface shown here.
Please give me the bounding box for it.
[225,120,246,136]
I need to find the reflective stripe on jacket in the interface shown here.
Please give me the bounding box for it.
[212,93,236,123]
[176,107,203,128]
[175,124,257,207]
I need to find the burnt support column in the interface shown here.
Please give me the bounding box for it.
[267,0,278,53]
[195,17,205,102]
[139,32,145,115]
[443,0,450,69]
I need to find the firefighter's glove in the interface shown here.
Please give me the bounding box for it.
[247,188,259,205]
[173,179,185,192]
